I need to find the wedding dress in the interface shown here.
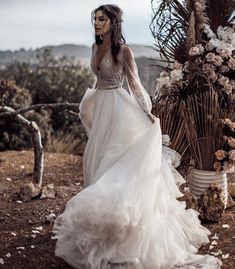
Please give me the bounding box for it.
[52,43,222,269]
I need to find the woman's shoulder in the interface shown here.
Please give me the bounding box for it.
[121,43,132,51]
[121,43,134,59]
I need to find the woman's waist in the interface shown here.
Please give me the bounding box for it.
[96,84,123,90]
[95,79,123,90]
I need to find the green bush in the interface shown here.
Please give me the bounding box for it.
[0,48,94,153]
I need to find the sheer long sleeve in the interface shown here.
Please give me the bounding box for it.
[122,45,154,122]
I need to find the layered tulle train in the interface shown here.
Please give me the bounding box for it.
[52,87,221,269]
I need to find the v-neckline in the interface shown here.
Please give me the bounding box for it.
[94,44,110,71]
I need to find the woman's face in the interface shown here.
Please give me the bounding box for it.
[94,10,112,36]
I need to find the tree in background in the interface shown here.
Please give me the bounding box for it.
[0,48,95,154]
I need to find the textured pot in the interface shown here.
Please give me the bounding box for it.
[190,168,228,206]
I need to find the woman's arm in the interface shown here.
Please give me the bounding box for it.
[91,43,97,89]
[122,45,156,123]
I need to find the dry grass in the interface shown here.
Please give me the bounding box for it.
[45,131,86,155]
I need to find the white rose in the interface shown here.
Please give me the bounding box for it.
[162,134,171,146]
[223,161,235,173]
[228,150,235,161]
[170,69,183,83]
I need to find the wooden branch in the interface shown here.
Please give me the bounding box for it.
[1,106,44,186]
[0,102,80,118]
[0,102,82,189]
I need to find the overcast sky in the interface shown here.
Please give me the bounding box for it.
[0,0,156,51]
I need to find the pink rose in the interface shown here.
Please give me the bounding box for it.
[218,48,232,58]
[223,84,233,95]
[218,75,230,87]
[213,55,223,66]
[228,137,235,148]
[189,44,204,56]
[205,42,214,51]
[206,52,216,62]
[223,118,235,130]
[215,150,227,160]
[207,69,218,82]
[213,161,222,172]
[220,65,229,73]
[228,57,235,70]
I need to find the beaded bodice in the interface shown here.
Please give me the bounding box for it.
[91,44,124,89]
[90,43,152,116]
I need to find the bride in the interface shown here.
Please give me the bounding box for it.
[52,4,222,269]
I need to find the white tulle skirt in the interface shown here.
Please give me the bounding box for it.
[52,87,222,269]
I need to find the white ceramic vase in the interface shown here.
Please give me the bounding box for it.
[190,168,228,206]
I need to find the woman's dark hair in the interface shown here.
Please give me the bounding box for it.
[91,4,126,64]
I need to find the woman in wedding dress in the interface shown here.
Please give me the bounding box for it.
[52,4,222,269]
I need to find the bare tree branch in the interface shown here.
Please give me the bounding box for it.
[0,102,80,118]
[1,106,44,186]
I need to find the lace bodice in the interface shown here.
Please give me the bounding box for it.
[90,43,153,117]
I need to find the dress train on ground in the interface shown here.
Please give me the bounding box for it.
[52,85,221,269]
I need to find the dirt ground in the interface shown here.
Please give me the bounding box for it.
[0,150,234,269]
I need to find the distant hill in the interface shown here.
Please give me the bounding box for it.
[0,44,159,67]
[0,44,162,96]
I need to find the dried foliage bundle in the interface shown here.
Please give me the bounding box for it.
[151,0,235,171]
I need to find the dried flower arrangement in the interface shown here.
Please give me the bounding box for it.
[150,0,235,172]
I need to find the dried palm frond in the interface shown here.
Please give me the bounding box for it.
[151,0,235,172]
[182,70,235,170]
[154,78,194,153]
[153,89,190,175]
[206,0,235,31]
[154,94,186,155]
[150,0,234,64]
[183,86,223,170]
[150,0,189,63]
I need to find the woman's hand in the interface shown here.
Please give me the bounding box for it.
[147,112,157,123]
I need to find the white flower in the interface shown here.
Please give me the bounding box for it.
[217,48,232,58]
[156,76,171,90]
[228,57,235,70]
[228,150,235,161]
[218,75,230,87]
[162,134,171,146]
[222,161,235,173]
[217,26,235,45]
[173,61,183,70]
[171,152,181,168]
[210,38,233,52]
[222,254,230,259]
[160,71,169,77]
[204,24,216,39]
[189,44,205,56]
[170,69,183,83]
